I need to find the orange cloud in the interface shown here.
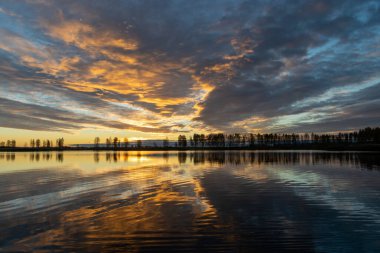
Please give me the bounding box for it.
[42,20,138,52]
[0,17,217,134]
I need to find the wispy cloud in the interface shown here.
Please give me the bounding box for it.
[0,0,379,137]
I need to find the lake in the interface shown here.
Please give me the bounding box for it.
[0,151,380,252]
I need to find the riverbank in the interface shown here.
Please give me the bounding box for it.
[1,143,379,152]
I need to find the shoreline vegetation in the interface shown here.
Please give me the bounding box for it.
[0,143,380,152]
[1,127,379,152]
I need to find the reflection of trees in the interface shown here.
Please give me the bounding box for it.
[94,152,99,163]
[162,151,169,162]
[105,152,119,162]
[0,153,16,161]
[122,152,129,162]
[178,152,187,164]
[0,151,379,252]
[113,152,118,162]
[28,153,54,161]
[187,152,380,170]
[105,152,125,163]
[56,152,63,162]
[42,152,52,161]
[2,151,379,170]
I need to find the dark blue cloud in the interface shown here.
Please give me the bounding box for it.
[0,0,379,133]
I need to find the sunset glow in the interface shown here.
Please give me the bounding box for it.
[0,1,379,144]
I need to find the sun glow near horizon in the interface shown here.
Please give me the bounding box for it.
[0,1,379,144]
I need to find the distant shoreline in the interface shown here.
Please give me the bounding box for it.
[1,144,379,152]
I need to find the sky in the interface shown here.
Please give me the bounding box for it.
[0,0,379,144]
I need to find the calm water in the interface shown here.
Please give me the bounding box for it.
[0,151,380,252]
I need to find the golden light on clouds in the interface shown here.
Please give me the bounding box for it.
[0,0,378,144]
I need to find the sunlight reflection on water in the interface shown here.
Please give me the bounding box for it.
[0,151,379,252]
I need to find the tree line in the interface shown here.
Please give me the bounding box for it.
[95,137,135,148]
[0,140,16,148]
[178,127,380,147]
[1,127,379,149]
[0,138,65,149]
[28,138,65,148]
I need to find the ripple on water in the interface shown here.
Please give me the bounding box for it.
[0,151,380,252]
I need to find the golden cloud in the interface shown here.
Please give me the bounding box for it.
[0,17,225,134]
[43,20,138,52]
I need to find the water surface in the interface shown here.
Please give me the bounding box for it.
[0,151,380,252]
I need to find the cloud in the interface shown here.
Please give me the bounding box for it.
[195,0,380,131]
[0,97,173,133]
[0,0,379,135]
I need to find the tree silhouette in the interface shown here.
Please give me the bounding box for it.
[163,137,169,148]
[189,137,194,147]
[2,127,379,151]
[106,137,111,148]
[193,134,200,147]
[200,134,206,147]
[124,137,129,148]
[10,140,16,148]
[94,137,100,148]
[178,135,187,147]
[113,137,119,149]
[249,134,255,147]
[56,138,64,148]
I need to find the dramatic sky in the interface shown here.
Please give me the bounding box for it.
[0,0,379,144]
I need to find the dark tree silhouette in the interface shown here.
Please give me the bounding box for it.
[56,138,64,148]
[178,135,187,147]
[124,137,129,148]
[106,137,111,148]
[113,137,119,149]
[193,134,200,147]
[163,137,169,148]
[94,137,100,148]
[177,127,379,149]
[200,134,206,147]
